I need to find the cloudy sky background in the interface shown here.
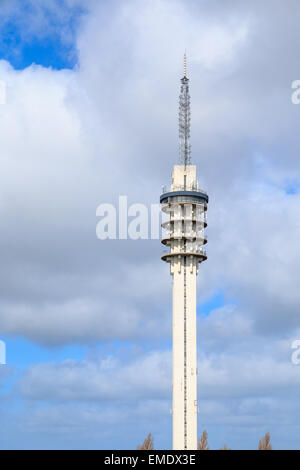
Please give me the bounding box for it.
[0,0,300,449]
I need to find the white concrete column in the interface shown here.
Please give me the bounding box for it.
[185,259,197,450]
[172,258,197,450]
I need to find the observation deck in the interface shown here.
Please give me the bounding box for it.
[160,187,209,206]
[160,183,208,265]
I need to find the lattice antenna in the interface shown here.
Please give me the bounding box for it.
[179,53,191,167]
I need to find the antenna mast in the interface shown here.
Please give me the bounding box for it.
[179,53,191,167]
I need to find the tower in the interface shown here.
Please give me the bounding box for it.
[160,55,208,450]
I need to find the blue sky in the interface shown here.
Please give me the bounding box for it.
[0,1,85,70]
[0,0,300,450]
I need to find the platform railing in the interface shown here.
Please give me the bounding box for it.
[161,184,207,195]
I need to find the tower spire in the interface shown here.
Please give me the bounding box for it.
[179,53,191,167]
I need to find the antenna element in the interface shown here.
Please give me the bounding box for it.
[179,53,191,167]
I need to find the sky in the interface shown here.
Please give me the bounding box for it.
[0,0,300,450]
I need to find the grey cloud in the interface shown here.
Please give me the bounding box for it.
[0,0,299,415]
[0,0,299,347]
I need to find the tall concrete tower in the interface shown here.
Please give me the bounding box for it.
[160,55,208,450]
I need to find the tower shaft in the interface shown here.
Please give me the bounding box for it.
[172,258,197,449]
[161,165,208,450]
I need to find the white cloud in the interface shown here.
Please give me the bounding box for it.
[15,336,300,448]
[19,349,171,402]
[0,0,261,346]
[18,335,300,403]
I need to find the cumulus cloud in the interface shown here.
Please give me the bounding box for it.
[18,349,171,402]
[1,0,297,345]
[18,333,299,403]
[15,331,300,448]
[0,0,249,345]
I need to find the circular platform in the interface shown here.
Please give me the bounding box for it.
[160,190,209,205]
[161,251,207,262]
